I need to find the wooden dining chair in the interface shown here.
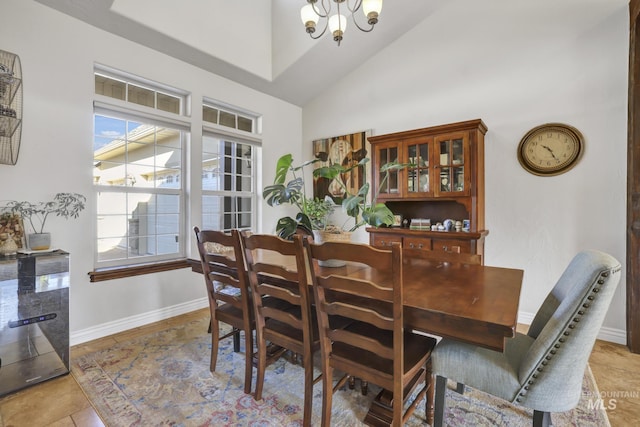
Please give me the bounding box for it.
[304,239,438,427]
[239,232,320,427]
[193,227,254,394]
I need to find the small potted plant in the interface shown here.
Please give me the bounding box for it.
[303,196,335,232]
[2,192,86,250]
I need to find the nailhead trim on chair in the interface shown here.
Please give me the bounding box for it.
[513,268,616,404]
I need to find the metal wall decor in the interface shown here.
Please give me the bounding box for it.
[0,49,22,165]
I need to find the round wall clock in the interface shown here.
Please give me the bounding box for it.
[517,123,584,176]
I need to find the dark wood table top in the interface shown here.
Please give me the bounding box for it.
[189,254,524,352]
[403,258,523,351]
[314,257,523,352]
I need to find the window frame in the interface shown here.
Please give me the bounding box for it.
[93,106,189,269]
[89,67,263,281]
[92,67,190,271]
[202,97,261,134]
[95,64,187,115]
[201,130,258,233]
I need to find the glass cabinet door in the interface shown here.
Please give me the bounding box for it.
[377,145,399,195]
[406,141,431,195]
[437,134,467,195]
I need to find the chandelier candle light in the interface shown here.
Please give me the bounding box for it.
[300,0,383,46]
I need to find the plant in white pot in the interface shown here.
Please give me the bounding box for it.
[2,192,86,250]
[312,158,403,233]
[264,154,408,265]
[301,195,354,266]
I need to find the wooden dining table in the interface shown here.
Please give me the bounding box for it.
[189,251,524,425]
[191,254,523,349]
[394,256,523,352]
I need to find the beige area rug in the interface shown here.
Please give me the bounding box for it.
[72,317,610,426]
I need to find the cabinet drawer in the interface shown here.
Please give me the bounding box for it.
[403,237,431,251]
[431,239,471,254]
[370,234,402,248]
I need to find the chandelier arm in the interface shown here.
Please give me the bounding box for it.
[345,0,363,14]
[311,0,330,18]
[308,19,329,39]
[351,17,375,33]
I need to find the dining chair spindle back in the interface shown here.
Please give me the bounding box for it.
[304,239,438,427]
[193,227,254,394]
[240,232,319,427]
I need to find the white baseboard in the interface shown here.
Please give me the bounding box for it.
[70,298,209,346]
[517,311,535,326]
[518,311,626,345]
[596,326,627,345]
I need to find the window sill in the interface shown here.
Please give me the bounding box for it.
[88,258,191,282]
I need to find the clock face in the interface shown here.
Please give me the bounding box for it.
[517,124,583,176]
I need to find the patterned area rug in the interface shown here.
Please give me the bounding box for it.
[72,317,610,426]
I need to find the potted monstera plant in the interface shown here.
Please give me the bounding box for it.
[2,192,86,250]
[312,158,405,232]
[264,154,406,240]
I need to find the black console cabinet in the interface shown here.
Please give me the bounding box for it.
[0,250,69,396]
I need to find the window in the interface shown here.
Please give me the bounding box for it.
[95,71,182,115]
[202,135,255,232]
[93,67,189,269]
[93,113,186,267]
[91,67,262,276]
[203,100,257,133]
[202,99,260,233]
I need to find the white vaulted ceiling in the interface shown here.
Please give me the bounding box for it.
[33,0,440,106]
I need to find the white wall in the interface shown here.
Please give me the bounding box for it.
[302,0,629,341]
[110,0,273,80]
[0,0,301,340]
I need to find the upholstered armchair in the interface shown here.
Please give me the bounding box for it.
[432,250,622,427]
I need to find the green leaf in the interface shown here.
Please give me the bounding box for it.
[263,184,285,206]
[276,217,298,240]
[362,203,395,228]
[380,161,411,173]
[274,154,293,185]
[275,214,312,240]
[295,212,313,232]
[283,178,304,201]
[343,195,364,218]
[356,182,369,198]
[262,177,303,206]
[313,164,343,180]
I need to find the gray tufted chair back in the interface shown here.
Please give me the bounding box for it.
[515,250,621,412]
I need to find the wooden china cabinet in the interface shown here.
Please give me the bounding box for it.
[367,119,488,260]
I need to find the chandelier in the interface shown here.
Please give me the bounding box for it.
[300,0,383,46]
